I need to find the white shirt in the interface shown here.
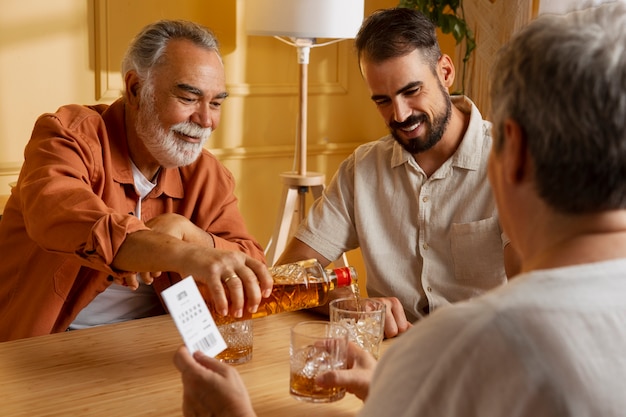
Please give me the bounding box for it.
[295,96,506,321]
[70,162,161,329]
[360,258,626,417]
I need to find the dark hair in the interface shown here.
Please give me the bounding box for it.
[355,7,441,71]
[490,2,626,213]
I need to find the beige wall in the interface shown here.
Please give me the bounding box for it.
[0,0,400,244]
[0,0,462,277]
[0,0,94,188]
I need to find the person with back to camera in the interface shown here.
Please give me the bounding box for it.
[0,20,273,342]
[173,2,626,416]
[276,7,520,338]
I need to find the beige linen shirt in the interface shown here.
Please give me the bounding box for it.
[295,96,506,321]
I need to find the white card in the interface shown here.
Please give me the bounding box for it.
[161,276,227,357]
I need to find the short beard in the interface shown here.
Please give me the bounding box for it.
[135,83,212,168]
[390,82,452,154]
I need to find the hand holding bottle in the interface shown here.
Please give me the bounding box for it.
[200,259,358,325]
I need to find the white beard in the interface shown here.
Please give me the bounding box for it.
[135,88,212,168]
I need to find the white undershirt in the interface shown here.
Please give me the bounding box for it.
[70,162,162,329]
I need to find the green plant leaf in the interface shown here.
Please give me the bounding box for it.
[397,0,475,94]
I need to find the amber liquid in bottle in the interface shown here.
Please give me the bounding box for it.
[204,259,357,325]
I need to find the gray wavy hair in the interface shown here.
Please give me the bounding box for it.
[121,20,219,96]
[490,2,626,214]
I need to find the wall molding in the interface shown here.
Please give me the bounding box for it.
[0,142,362,172]
[209,141,361,160]
[94,0,122,102]
[227,42,351,97]
[93,0,351,101]
[0,162,21,177]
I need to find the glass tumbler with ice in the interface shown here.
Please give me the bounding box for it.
[329,297,386,359]
[289,321,349,403]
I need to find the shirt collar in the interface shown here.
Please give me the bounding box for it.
[448,95,489,172]
[153,167,184,199]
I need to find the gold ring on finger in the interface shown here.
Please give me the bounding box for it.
[222,274,239,285]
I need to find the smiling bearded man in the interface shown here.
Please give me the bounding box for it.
[275,7,519,338]
[0,20,270,341]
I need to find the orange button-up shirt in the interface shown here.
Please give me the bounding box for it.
[0,99,265,341]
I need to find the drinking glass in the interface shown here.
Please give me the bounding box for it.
[289,321,348,403]
[215,319,253,364]
[329,297,386,359]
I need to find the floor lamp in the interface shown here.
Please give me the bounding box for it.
[246,0,364,265]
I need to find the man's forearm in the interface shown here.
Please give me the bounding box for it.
[111,229,195,275]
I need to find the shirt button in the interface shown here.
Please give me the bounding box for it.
[422,196,429,203]
[427,286,432,292]
[423,242,429,250]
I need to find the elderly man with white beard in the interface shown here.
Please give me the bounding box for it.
[0,20,272,341]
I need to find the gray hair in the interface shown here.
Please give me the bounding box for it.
[121,20,220,95]
[490,2,626,213]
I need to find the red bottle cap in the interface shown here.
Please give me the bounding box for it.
[334,267,352,287]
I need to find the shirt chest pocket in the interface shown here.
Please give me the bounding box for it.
[450,217,506,285]
[53,259,82,300]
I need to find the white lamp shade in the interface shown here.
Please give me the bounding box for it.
[245,0,364,39]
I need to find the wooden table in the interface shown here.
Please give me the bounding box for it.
[0,311,393,416]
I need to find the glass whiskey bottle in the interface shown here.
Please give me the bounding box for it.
[206,258,358,325]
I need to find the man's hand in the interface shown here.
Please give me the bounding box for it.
[181,248,272,318]
[373,296,413,338]
[112,229,273,318]
[315,341,377,401]
[173,346,257,417]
